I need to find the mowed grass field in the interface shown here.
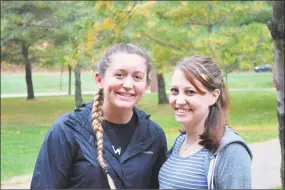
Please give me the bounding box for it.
[1,71,274,94]
[1,71,278,182]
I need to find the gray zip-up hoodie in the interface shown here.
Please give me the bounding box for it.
[206,126,253,189]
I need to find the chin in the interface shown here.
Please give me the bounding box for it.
[114,101,135,109]
[175,117,190,126]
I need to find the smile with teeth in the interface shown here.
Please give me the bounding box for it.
[117,92,135,97]
[175,108,191,113]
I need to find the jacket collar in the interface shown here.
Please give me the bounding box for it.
[65,102,160,186]
[101,106,160,163]
[65,102,158,155]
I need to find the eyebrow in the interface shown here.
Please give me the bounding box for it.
[114,69,145,74]
[170,85,195,89]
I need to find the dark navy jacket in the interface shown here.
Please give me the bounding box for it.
[31,102,167,189]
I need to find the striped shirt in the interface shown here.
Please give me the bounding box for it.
[159,134,209,189]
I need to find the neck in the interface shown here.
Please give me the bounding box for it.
[103,103,133,124]
[184,131,202,145]
[184,121,205,144]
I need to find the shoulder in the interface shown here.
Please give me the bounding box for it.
[215,142,252,179]
[50,112,72,133]
[48,102,92,136]
[148,119,165,136]
[219,126,253,159]
[134,106,165,137]
[40,112,76,147]
[218,142,251,163]
[214,143,252,189]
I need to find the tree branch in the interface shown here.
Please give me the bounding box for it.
[112,1,139,32]
[27,31,47,49]
[188,20,225,27]
[143,33,186,53]
[93,1,139,46]
[188,21,210,27]
[25,23,58,28]
[1,25,28,47]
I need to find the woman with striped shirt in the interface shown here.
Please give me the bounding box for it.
[159,55,252,189]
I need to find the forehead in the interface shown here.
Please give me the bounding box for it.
[108,53,147,73]
[171,69,204,89]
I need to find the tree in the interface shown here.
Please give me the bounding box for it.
[63,1,140,108]
[126,1,190,104]
[49,1,102,107]
[126,1,273,103]
[1,1,59,99]
[167,1,273,86]
[267,1,284,188]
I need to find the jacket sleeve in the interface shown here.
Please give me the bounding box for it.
[149,130,168,189]
[30,117,78,189]
[215,143,252,189]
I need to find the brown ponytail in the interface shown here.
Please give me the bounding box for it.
[91,88,116,189]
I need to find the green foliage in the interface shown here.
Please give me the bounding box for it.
[194,22,274,73]
[118,1,273,75]
[1,1,60,66]
[1,1,273,73]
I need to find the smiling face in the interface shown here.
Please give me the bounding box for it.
[95,52,149,111]
[169,69,220,130]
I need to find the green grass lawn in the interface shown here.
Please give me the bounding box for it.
[1,90,278,182]
[1,71,273,94]
[1,72,98,94]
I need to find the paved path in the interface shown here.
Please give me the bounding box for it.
[1,138,282,189]
[250,138,282,189]
[1,91,98,98]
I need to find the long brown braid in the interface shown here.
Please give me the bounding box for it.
[91,88,116,189]
[92,43,152,189]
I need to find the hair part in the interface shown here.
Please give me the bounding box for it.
[176,55,229,153]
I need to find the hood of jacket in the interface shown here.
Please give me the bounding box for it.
[69,101,161,137]
[213,125,253,159]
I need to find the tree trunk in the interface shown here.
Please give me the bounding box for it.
[60,65,63,91]
[68,64,72,95]
[267,1,284,188]
[224,73,228,87]
[208,24,213,33]
[150,70,158,92]
[74,62,82,108]
[157,72,169,104]
[21,42,35,100]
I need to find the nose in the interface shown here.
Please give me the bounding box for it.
[176,94,186,105]
[122,77,134,89]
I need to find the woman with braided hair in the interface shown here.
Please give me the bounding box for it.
[31,43,167,189]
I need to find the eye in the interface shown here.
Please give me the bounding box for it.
[114,72,123,79]
[186,89,196,95]
[170,88,179,95]
[134,75,143,81]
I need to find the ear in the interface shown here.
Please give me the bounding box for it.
[94,72,103,89]
[210,89,220,106]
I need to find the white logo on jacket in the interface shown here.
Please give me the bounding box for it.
[112,145,121,155]
[143,150,153,154]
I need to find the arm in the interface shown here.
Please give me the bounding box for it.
[215,143,252,189]
[30,117,78,189]
[149,130,168,189]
